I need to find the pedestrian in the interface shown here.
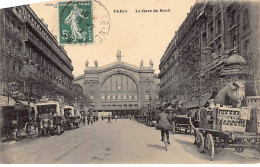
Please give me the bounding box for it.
[156,106,172,144]
[101,116,104,121]
[115,115,118,122]
[107,115,111,123]
[87,115,90,125]
[90,115,94,125]
[83,115,86,125]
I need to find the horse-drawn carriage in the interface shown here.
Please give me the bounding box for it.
[1,103,38,141]
[165,105,196,134]
[190,96,260,161]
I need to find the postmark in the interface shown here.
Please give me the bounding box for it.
[58,1,94,44]
[92,0,110,45]
[58,0,110,45]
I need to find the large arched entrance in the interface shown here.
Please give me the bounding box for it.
[100,73,139,117]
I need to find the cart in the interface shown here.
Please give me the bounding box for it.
[174,115,192,134]
[1,106,19,141]
[1,105,39,141]
[35,99,65,135]
[64,105,81,129]
[190,106,260,161]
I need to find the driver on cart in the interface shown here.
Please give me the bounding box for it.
[214,82,241,107]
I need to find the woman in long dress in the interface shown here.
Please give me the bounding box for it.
[65,4,88,41]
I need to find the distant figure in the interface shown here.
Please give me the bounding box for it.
[82,115,86,125]
[101,116,104,121]
[90,115,94,125]
[107,115,111,123]
[87,115,90,125]
[115,115,118,122]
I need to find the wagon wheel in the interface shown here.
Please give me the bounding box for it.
[235,147,244,153]
[195,132,205,153]
[206,134,215,161]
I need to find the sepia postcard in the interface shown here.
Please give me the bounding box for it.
[0,0,260,164]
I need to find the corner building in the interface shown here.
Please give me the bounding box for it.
[159,0,260,105]
[74,50,159,116]
[0,5,74,104]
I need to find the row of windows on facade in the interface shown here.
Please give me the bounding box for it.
[160,8,250,84]
[90,94,152,100]
[3,21,72,86]
[26,45,72,84]
[25,31,72,74]
[6,61,72,91]
[11,6,67,59]
[5,9,71,72]
[100,94,138,100]
[163,3,249,67]
[101,104,139,109]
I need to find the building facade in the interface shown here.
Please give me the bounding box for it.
[159,0,260,106]
[0,5,74,105]
[74,50,159,115]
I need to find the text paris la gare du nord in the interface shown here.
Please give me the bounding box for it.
[113,8,170,13]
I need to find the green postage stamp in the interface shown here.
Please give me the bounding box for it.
[58,1,93,44]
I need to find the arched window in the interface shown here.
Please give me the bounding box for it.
[101,74,138,101]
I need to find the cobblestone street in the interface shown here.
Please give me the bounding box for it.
[0,119,259,164]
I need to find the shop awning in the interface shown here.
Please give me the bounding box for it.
[14,100,35,110]
[186,93,212,109]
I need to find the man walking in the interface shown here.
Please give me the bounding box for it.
[107,115,112,123]
[87,115,90,125]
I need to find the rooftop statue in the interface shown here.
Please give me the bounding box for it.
[140,59,144,67]
[117,49,122,62]
[149,59,153,67]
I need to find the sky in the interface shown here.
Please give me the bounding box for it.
[30,0,196,77]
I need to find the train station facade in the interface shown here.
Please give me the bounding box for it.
[74,50,160,116]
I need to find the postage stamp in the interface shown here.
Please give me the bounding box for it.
[58,1,93,44]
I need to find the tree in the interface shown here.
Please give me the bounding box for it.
[71,84,91,111]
